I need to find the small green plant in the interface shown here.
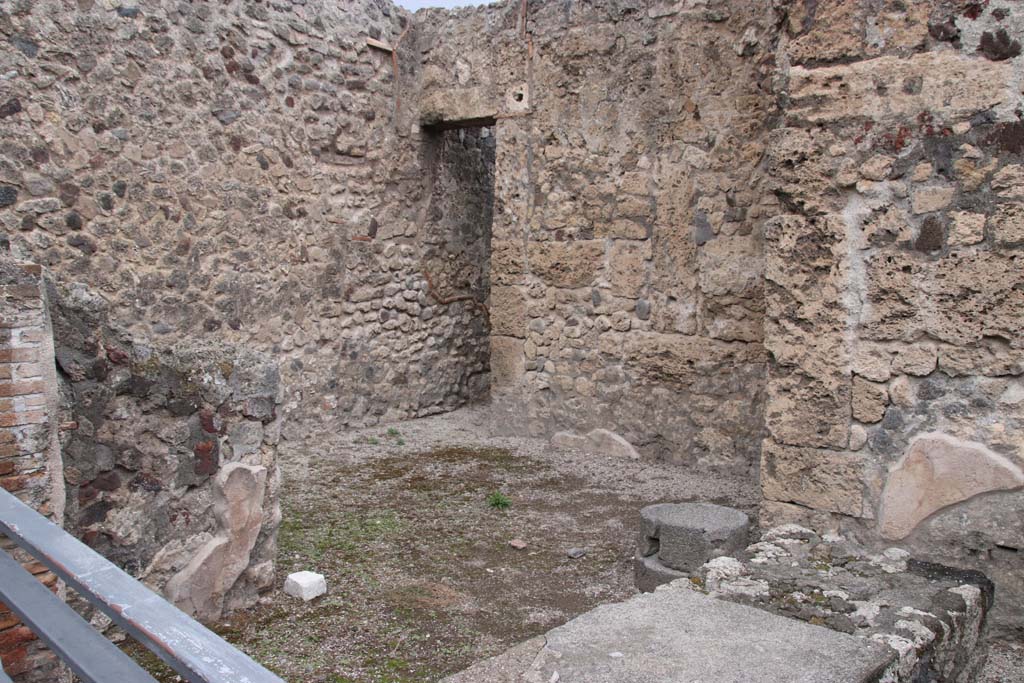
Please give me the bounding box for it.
[486,491,511,510]
[365,436,379,445]
[396,438,405,446]
[386,427,401,438]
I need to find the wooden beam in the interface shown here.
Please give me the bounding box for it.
[366,37,393,52]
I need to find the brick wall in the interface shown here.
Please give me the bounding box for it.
[0,260,64,682]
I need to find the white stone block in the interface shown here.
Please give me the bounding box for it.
[284,571,327,601]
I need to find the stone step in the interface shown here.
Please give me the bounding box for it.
[443,584,895,683]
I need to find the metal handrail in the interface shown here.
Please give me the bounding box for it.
[0,488,285,683]
[0,549,157,683]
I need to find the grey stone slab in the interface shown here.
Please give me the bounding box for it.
[442,636,546,683]
[446,584,894,683]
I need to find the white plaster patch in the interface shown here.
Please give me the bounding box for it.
[871,633,919,680]
[895,618,937,647]
[714,577,770,599]
[852,600,883,626]
[999,383,1024,405]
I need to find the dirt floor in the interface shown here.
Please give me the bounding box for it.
[979,640,1024,683]
[124,406,1023,683]
[129,406,759,682]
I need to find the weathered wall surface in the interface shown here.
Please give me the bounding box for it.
[0,0,489,428]
[50,279,282,621]
[0,258,63,682]
[2,0,1023,647]
[0,254,281,682]
[760,0,1024,635]
[415,0,776,472]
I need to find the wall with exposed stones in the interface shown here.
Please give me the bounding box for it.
[0,0,497,674]
[0,0,493,430]
[758,0,1024,636]
[414,0,775,472]
[0,0,771,470]
[50,277,282,621]
[413,0,1024,637]
[416,126,494,406]
[2,0,1024,651]
[0,251,282,682]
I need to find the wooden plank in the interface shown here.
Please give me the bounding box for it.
[0,550,157,683]
[366,37,393,52]
[0,489,285,683]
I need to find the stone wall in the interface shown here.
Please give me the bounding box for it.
[0,258,63,682]
[50,278,282,621]
[2,0,1023,645]
[0,252,281,681]
[759,0,1024,636]
[0,0,489,428]
[417,126,495,406]
[414,0,775,472]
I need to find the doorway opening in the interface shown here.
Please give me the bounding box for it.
[418,122,496,411]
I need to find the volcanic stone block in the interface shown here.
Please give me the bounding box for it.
[527,240,604,288]
[489,286,527,337]
[607,240,651,297]
[785,52,1012,125]
[639,503,749,573]
[489,336,525,392]
[760,441,870,518]
[633,551,687,593]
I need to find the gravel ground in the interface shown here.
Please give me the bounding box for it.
[125,405,1021,683]
[129,406,758,682]
[979,638,1024,683]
